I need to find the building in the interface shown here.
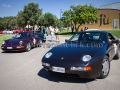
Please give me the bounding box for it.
[78,2,120,30]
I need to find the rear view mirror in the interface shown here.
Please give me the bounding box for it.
[112,40,119,44]
[65,39,69,43]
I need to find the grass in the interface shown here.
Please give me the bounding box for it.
[58,29,73,36]
[106,30,120,38]
[59,29,120,38]
[0,35,12,45]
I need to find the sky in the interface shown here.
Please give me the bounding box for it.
[0,0,119,18]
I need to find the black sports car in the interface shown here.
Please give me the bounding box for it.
[42,30,120,79]
[1,32,42,52]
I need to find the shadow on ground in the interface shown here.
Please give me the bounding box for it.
[37,68,95,83]
[1,50,25,53]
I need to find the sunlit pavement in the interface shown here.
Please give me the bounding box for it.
[0,35,120,90]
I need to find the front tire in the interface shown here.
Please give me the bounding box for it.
[38,40,42,47]
[113,48,120,59]
[26,43,31,52]
[99,56,110,79]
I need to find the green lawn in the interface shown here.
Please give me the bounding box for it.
[106,30,120,38]
[59,30,120,38]
[0,35,12,45]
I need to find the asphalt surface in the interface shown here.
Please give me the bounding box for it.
[0,35,120,90]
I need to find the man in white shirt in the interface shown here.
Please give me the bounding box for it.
[49,26,55,42]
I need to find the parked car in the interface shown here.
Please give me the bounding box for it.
[3,29,13,34]
[13,30,23,34]
[42,30,120,79]
[35,30,46,42]
[0,30,3,34]
[1,32,42,52]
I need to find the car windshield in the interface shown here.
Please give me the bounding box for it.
[14,32,30,38]
[69,32,107,43]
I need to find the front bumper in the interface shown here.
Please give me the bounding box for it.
[42,65,101,79]
[1,45,26,51]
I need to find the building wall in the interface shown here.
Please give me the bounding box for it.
[77,9,120,30]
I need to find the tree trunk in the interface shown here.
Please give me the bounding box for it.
[76,24,81,32]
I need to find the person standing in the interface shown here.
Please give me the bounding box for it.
[49,26,55,42]
[43,27,45,34]
[55,27,59,41]
[45,26,48,36]
[84,27,87,31]
[71,24,74,33]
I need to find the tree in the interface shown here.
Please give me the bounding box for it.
[23,2,42,29]
[37,12,59,27]
[0,17,4,29]
[8,16,17,29]
[17,10,26,29]
[63,4,98,31]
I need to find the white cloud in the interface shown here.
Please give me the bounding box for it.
[75,3,79,5]
[2,4,11,7]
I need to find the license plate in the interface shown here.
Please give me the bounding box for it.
[7,47,12,49]
[52,66,65,73]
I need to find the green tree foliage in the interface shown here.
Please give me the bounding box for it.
[63,4,98,31]
[8,17,17,29]
[0,16,17,30]
[23,2,42,29]
[17,10,26,29]
[37,12,59,27]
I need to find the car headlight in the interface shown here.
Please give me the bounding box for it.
[82,55,92,62]
[2,41,5,45]
[42,62,50,67]
[45,52,52,58]
[19,41,23,45]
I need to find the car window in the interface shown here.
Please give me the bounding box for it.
[69,32,107,43]
[69,34,79,41]
[14,32,29,38]
[108,33,115,40]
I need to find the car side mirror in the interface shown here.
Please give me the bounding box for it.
[65,39,69,43]
[112,40,119,44]
[12,36,14,38]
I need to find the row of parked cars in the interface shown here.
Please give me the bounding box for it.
[0,29,32,34]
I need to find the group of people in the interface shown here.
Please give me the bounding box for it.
[80,27,88,32]
[42,26,60,42]
[71,24,89,33]
[48,26,59,42]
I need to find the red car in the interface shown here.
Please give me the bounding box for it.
[13,30,23,34]
[1,32,42,52]
[0,30,3,34]
[23,29,32,33]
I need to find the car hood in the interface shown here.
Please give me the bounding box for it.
[5,38,29,45]
[43,43,107,62]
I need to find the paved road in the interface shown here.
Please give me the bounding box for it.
[0,36,120,90]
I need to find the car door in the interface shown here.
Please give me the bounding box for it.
[31,32,37,46]
[108,33,117,60]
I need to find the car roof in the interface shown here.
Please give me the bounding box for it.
[19,32,31,33]
[81,30,108,33]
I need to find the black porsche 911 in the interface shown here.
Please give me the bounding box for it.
[42,30,120,79]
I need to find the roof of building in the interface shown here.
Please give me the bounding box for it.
[99,2,120,10]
